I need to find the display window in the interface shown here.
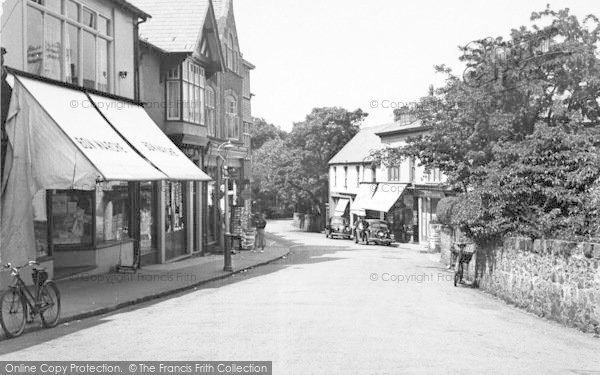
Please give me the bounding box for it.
[51,190,93,247]
[95,182,131,245]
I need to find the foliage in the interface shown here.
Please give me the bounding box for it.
[436,196,459,226]
[251,107,367,216]
[382,7,600,241]
[249,118,287,150]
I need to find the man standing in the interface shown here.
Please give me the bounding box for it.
[254,213,267,252]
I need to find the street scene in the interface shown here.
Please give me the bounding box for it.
[0,220,599,374]
[1,0,600,374]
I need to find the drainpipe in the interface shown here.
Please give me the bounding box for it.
[133,17,147,101]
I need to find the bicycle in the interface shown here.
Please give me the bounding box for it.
[453,243,475,287]
[0,261,61,338]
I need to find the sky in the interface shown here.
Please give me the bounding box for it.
[233,0,600,131]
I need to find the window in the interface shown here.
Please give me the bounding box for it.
[66,24,79,84]
[344,166,348,188]
[82,31,95,88]
[166,66,180,120]
[27,0,112,92]
[388,165,400,181]
[371,166,376,182]
[356,166,360,187]
[409,158,416,182]
[33,191,49,258]
[26,7,43,75]
[44,15,62,80]
[225,95,240,139]
[333,167,337,187]
[166,60,205,124]
[206,87,216,136]
[95,182,131,244]
[51,190,93,247]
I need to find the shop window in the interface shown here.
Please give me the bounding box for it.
[139,182,156,256]
[95,182,131,244]
[51,190,93,247]
[33,191,49,258]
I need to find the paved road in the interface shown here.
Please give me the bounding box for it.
[1,220,599,374]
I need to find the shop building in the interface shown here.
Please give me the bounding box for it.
[328,120,449,245]
[0,0,211,286]
[133,0,254,254]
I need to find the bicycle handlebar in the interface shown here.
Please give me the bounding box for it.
[3,260,40,271]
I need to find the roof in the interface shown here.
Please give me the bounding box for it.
[375,119,430,137]
[129,0,211,52]
[328,124,390,165]
[109,0,151,19]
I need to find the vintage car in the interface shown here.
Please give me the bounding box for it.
[362,219,394,246]
[325,216,353,239]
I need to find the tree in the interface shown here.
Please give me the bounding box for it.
[382,7,600,241]
[250,117,287,150]
[285,107,367,215]
[250,107,367,221]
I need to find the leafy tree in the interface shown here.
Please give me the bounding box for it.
[250,117,287,150]
[250,107,367,222]
[382,7,600,241]
[285,107,367,215]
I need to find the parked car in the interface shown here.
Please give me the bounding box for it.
[326,216,352,239]
[363,219,394,246]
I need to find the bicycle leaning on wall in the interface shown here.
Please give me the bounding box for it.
[0,261,61,338]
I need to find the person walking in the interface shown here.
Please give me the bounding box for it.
[254,213,267,252]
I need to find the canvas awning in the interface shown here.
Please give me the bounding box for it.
[333,198,350,215]
[350,184,376,216]
[14,75,167,183]
[362,183,407,212]
[88,94,211,181]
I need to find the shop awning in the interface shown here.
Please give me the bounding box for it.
[350,184,376,216]
[88,94,211,181]
[362,183,407,212]
[333,198,350,215]
[14,75,167,182]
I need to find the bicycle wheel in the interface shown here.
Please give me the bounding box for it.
[0,288,26,338]
[40,281,61,328]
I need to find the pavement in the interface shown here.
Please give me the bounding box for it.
[1,219,599,375]
[0,234,289,341]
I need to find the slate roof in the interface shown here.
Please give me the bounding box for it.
[328,124,391,165]
[128,0,211,52]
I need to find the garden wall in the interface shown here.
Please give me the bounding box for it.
[440,231,600,334]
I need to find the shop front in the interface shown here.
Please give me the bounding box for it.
[0,72,210,285]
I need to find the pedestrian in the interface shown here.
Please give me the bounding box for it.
[254,212,267,252]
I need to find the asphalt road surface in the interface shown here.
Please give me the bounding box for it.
[0,220,598,375]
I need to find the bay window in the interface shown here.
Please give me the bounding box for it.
[166,59,206,125]
[26,0,112,92]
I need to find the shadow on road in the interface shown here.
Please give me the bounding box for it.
[0,230,368,354]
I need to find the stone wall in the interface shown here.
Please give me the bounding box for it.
[441,235,600,334]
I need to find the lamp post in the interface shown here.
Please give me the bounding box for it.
[217,140,234,272]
